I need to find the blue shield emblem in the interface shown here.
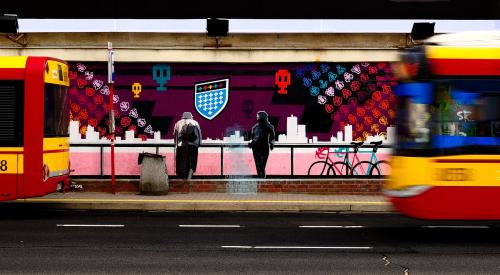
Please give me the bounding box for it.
[194,78,229,120]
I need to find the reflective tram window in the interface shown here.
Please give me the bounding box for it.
[431,80,500,153]
[44,84,69,137]
[433,82,500,138]
[394,82,433,149]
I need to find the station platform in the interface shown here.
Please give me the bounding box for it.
[14,192,393,213]
[8,178,394,212]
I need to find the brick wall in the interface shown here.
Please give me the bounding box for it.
[70,179,385,195]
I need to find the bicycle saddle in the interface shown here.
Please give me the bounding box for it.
[351,141,364,146]
[350,141,364,153]
[370,140,382,152]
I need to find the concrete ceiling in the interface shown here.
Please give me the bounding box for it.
[3,0,500,20]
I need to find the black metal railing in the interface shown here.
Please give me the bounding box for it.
[70,142,392,179]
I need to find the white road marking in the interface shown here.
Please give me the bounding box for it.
[254,246,373,250]
[179,225,242,228]
[56,224,125,227]
[221,246,372,250]
[299,225,365,228]
[422,225,489,229]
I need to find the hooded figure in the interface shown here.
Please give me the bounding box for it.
[173,112,202,179]
[248,111,275,178]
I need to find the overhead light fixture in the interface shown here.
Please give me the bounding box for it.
[206,18,229,37]
[411,22,435,40]
[0,14,19,33]
[390,0,450,2]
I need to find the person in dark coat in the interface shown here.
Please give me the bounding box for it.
[248,111,275,178]
[173,112,201,179]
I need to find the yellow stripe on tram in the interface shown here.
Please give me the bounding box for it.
[427,46,500,60]
[0,147,23,153]
[388,155,500,190]
[0,56,28,68]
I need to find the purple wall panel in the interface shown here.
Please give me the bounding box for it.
[69,62,397,142]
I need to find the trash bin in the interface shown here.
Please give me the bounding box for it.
[138,152,169,195]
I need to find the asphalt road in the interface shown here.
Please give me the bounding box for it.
[1,207,500,274]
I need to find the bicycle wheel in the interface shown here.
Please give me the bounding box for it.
[372,160,390,176]
[351,161,377,177]
[332,161,350,176]
[308,161,334,176]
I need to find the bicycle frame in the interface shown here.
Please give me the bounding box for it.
[332,146,380,176]
[311,143,386,176]
[351,149,379,176]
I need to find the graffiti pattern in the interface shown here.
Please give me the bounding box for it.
[296,62,397,140]
[275,69,291,94]
[69,64,153,139]
[152,64,170,91]
[132,83,142,99]
[69,62,397,142]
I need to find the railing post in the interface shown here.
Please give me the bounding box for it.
[100,146,104,177]
[291,146,294,176]
[220,145,224,176]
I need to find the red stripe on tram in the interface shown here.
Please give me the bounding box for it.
[433,159,500,163]
[428,58,500,76]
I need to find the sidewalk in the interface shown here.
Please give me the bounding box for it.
[15,192,394,213]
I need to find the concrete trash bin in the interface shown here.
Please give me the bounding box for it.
[138,152,169,195]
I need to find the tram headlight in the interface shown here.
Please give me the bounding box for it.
[382,185,432,198]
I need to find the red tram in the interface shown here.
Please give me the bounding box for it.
[0,56,70,201]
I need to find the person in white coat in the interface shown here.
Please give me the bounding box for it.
[173,112,201,179]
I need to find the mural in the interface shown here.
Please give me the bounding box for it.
[68,62,397,177]
[69,62,397,142]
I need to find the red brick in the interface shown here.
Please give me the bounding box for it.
[71,178,387,195]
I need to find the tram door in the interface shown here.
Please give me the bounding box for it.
[0,81,23,201]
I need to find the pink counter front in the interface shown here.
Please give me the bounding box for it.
[70,146,392,177]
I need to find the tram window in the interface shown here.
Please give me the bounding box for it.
[433,83,500,138]
[397,96,431,144]
[44,84,69,137]
[0,81,23,146]
[478,95,500,137]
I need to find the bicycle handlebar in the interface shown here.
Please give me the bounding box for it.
[329,141,384,155]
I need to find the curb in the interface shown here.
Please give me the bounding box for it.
[16,197,394,212]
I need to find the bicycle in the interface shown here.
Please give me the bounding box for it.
[350,141,391,176]
[307,141,391,176]
[307,141,364,176]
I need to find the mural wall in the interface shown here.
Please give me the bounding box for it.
[68,62,397,176]
[69,62,397,141]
